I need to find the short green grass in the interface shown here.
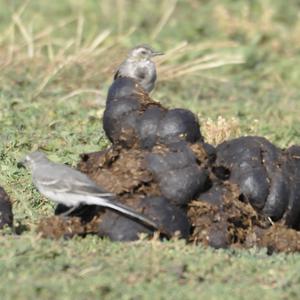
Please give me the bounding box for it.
[1,1,300,299]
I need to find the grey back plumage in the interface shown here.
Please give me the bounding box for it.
[32,159,107,196]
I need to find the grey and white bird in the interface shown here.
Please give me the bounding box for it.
[19,151,158,229]
[114,44,163,93]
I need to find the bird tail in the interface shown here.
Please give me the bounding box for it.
[86,195,159,230]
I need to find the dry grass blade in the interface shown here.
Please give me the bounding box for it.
[156,41,240,69]
[159,54,220,74]
[117,0,125,36]
[88,30,111,52]
[46,40,54,61]
[33,58,72,98]
[151,0,178,40]
[13,0,31,18]
[60,89,103,102]
[6,24,16,65]
[33,29,111,98]
[54,39,75,59]
[185,41,239,52]
[156,41,188,64]
[12,14,34,58]
[160,55,245,80]
[202,116,241,145]
[76,15,85,50]
[4,17,76,57]
[0,22,16,45]
[33,18,76,44]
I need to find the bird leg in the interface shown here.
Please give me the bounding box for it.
[59,205,80,217]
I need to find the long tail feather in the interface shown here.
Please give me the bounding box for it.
[86,196,159,230]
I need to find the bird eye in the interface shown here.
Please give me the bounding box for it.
[141,50,147,55]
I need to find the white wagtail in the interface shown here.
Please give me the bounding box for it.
[19,151,158,229]
[114,44,163,93]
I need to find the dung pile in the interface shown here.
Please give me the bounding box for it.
[214,138,300,227]
[37,77,300,253]
[0,186,13,229]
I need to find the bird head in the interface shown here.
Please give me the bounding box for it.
[18,151,48,170]
[128,44,163,61]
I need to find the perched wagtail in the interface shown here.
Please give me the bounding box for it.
[19,151,158,229]
[114,44,163,93]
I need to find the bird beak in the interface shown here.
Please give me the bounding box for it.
[152,51,164,57]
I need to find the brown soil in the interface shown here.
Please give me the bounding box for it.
[126,79,165,110]
[190,143,213,164]
[188,183,269,247]
[78,146,159,197]
[188,181,300,253]
[37,215,101,239]
[255,224,300,253]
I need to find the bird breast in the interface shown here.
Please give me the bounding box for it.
[134,61,156,92]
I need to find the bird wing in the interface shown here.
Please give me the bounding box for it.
[113,69,120,80]
[114,61,125,80]
[114,60,134,80]
[34,163,113,197]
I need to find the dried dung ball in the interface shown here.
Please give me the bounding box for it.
[137,106,165,149]
[98,196,190,241]
[214,136,300,225]
[157,166,208,206]
[103,96,141,147]
[215,136,281,210]
[107,77,142,104]
[146,142,208,206]
[207,225,230,249]
[279,146,300,228]
[98,211,152,241]
[196,182,227,206]
[0,186,13,228]
[261,166,289,222]
[157,108,203,145]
